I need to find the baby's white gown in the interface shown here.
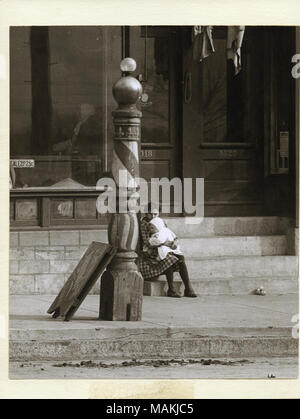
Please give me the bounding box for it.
[148,227,183,260]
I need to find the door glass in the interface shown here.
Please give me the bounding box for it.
[130,26,170,144]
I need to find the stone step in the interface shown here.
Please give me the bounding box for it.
[143,255,299,296]
[164,216,291,237]
[179,235,287,257]
[183,256,298,278]
[144,276,298,296]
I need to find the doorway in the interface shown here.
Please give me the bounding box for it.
[128,26,295,217]
[182,26,265,216]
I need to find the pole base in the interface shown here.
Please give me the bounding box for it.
[99,269,144,321]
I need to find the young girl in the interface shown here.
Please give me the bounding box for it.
[148,213,197,298]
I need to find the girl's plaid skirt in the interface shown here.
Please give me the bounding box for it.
[137,217,180,280]
[137,252,180,280]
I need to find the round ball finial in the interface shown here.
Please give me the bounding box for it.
[120,57,136,73]
[113,58,142,106]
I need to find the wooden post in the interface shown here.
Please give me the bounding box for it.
[99,58,144,321]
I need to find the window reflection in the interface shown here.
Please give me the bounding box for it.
[131,27,170,144]
[10,26,106,189]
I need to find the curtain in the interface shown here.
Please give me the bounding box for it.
[192,26,245,75]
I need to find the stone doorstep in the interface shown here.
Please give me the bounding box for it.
[179,235,288,257]
[143,277,299,296]
[164,216,292,237]
[9,268,299,297]
[11,229,109,248]
[184,256,299,278]
[9,235,289,266]
[9,221,298,296]
[9,216,292,246]
[9,276,298,296]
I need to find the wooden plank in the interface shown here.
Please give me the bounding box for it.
[47,241,116,321]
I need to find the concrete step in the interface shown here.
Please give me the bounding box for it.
[183,256,298,278]
[144,276,298,296]
[164,216,291,237]
[180,235,287,257]
[10,334,297,362]
[143,255,299,296]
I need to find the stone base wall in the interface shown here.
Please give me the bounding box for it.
[9,217,297,295]
[10,229,108,295]
[286,228,299,256]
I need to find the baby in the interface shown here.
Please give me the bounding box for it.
[148,215,183,261]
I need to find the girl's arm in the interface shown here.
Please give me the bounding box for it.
[148,235,162,247]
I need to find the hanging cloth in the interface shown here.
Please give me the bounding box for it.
[192,26,215,61]
[227,26,245,75]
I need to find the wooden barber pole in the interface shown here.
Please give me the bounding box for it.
[99,58,144,321]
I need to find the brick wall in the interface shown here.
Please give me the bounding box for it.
[10,229,108,294]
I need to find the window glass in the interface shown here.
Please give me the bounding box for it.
[10,26,120,189]
[130,26,170,144]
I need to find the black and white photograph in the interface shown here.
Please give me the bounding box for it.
[4,3,300,392]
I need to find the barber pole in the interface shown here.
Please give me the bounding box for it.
[99,58,144,321]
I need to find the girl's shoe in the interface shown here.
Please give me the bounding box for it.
[184,288,197,297]
[167,289,182,298]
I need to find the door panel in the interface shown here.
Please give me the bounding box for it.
[129,26,181,214]
[182,27,264,216]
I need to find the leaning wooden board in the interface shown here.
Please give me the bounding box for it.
[47,241,117,321]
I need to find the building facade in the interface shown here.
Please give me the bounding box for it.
[9,26,299,295]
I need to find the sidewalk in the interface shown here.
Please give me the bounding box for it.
[10,294,299,362]
[9,294,299,379]
[10,294,299,331]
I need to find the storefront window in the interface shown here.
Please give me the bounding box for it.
[10,26,121,190]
